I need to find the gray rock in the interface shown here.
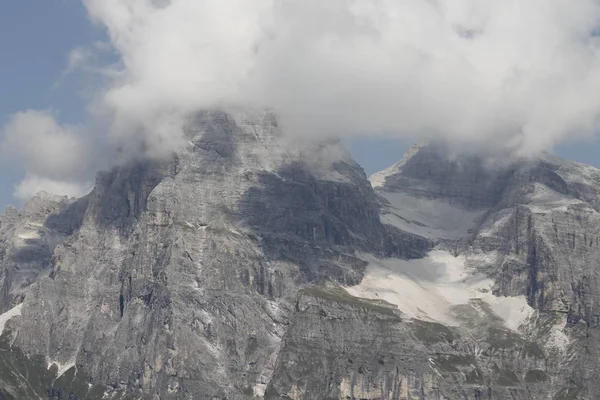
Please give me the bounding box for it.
[0,192,85,314]
[0,110,428,399]
[371,142,600,399]
[2,118,599,399]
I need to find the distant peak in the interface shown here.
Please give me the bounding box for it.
[1,204,20,220]
[369,141,425,188]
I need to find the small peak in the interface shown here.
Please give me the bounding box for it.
[24,191,70,209]
[2,204,19,214]
[369,141,425,188]
[1,204,20,222]
[402,141,429,160]
[30,191,68,201]
[20,191,71,217]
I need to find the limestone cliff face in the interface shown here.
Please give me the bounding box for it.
[0,110,428,400]
[0,193,87,314]
[267,287,552,400]
[1,120,599,399]
[371,143,600,399]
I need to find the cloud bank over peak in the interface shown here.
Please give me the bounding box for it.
[5,0,600,200]
[82,0,271,157]
[1,111,94,201]
[81,0,600,155]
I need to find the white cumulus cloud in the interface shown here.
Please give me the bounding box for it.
[13,174,91,202]
[79,0,600,157]
[1,110,94,200]
[7,0,600,201]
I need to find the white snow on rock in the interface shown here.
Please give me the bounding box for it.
[369,143,423,188]
[346,251,534,331]
[0,303,23,335]
[525,183,582,213]
[47,361,76,378]
[370,163,401,189]
[547,316,570,350]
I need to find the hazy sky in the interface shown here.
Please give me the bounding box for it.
[2,1,600,210]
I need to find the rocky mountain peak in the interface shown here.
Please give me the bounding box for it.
[356,142,600,398]
[0,109,430,399]
[372,141,600,211]
[2,126,600,398]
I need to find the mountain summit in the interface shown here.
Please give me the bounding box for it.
[1,114,599,399]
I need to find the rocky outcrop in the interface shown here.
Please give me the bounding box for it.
[0,110,429,399]
[2,120,600,399]
[372,143,600,399]
[265,285,556,400]
[0,193,86,314]
[373,143,517,209]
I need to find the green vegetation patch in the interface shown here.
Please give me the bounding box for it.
[299,286,401,319]
[431,354,476,372]
[486,327,523,350]
[483,326,545,359]
[411,319,456,344]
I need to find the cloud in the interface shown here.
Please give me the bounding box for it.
[1,110,89,180]
[63,47,93,78]
[77,0,600,158]
[8,0,600,202]
[81,0,272,157]
[0,110,96,200]
[13,174,91,202]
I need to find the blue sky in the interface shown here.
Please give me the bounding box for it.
[2,2,600,211]
[0,1,99,209]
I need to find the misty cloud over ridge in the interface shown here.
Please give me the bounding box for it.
[4,0,600,199]
[1,111,95,200]
[83,0,600,152]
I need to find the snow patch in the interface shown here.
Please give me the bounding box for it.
[370,163,401,188]
[484,295,534,331]
[0,303,23,335]
[525,183,582,213]
[48,360,76,378]
[547,319,570,350]
[532,312,570,351]
[253,383,267,397]
[369,143,424,188]
[346,251,534,331]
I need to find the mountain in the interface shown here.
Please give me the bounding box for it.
[364,142,600,398]
[0,113,599,399]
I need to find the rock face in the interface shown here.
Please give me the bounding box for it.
[0,193,87,314]
[0,110,428,400]
[365,142,600,399]
[0,117,599,399]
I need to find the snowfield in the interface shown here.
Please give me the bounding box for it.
[346,251,534,332]
[0,303,23,335]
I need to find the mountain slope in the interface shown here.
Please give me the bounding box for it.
[0,110,429,399]
[346,142,600,398]
[1,124,599,398]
